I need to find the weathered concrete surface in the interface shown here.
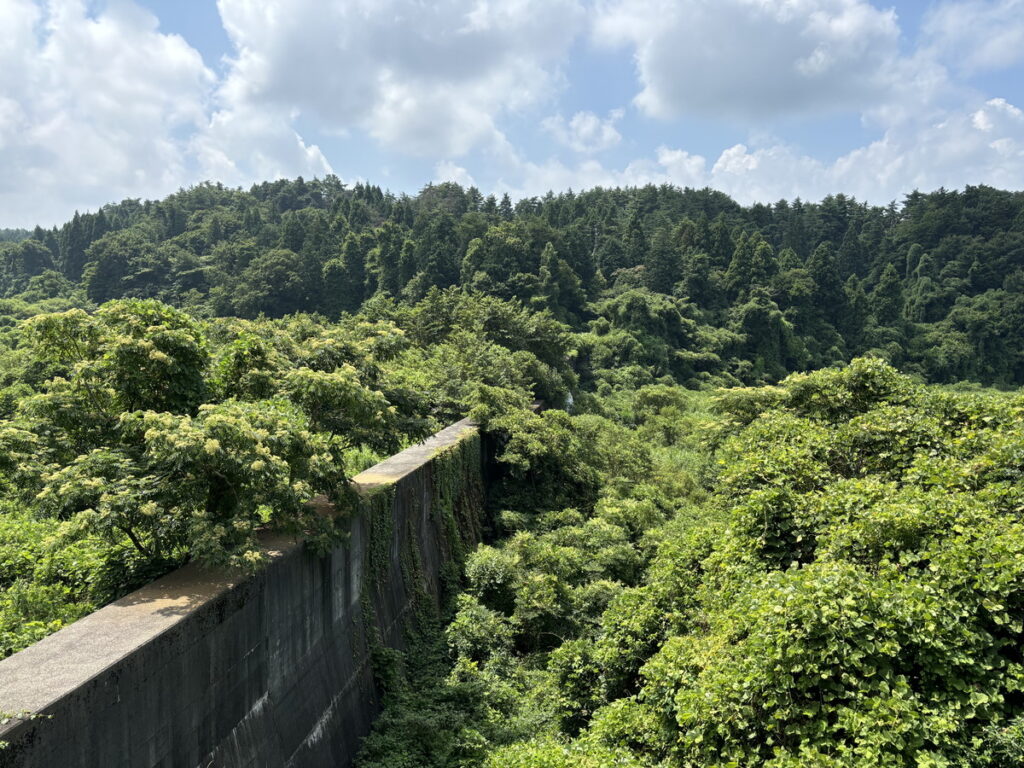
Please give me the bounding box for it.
[354,418,478,488]
[0,418,483,768]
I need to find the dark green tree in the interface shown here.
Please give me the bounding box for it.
[60,212,89,281]
[871,262,906,325]
[807,241,845,323]
[235,248,314,317]
[643,226,682,294]
[623,210,647,269]
[537,242,586,322]
[840,275,870,351]
[336,232,371,313]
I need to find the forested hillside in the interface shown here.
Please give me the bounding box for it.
[0,230,29,245]
[2,179,1023,386]
[2,179,1024,766]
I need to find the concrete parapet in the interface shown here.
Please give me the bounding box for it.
[0,418,484,768]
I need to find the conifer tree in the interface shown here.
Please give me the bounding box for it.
[807,240,844,323]
[337,232,368,313]
[708,213,734,268]
[498,193,514,221]
[841,275,870,351]
[624,210,647,268]
[643,226,682,294]
[724,232,755,299]
[279,212,306,252]
[398,239,417,289]
[749,239,778,289]
[871,262,906,325]
[371,222,404,297]
[837,225,864,277]
[538,242,585,322]
[777,246,801,271]
[414,213,460,289]
[61,212,88,280]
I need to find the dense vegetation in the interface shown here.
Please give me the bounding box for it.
[2,179,1023,765]
[357,359,1024,767]
[0,230,30,245]
[2,179,1023,386]
[0,290,572,658]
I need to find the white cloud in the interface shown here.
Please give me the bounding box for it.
[832,97,1024,200]
[496,0,1023,204]
[654,147,708,187]
[435,160,477,188]
[3,0,1023,229]
[923,0,1024,73]
[592,0,921,120]
[542,109,624,153]
[498,157,646,195]
[0,0,215,227]
[191,101,332,188]
[710,144,829,201]
[500,97,1024,205]
[212,0,585,158]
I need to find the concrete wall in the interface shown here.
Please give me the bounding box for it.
[0,418,485,768]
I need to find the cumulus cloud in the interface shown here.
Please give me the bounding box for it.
[592,0,923,120]
[213,0,585,157]
[923,0,1024,73]
[498,0,1020,203]
[3,0,1023,228]
[542,109,624,153]
[0,0,214,227]
[435,160,477,188]
[832,97,1024,199]
[501,97,1024,205]
[191,101,332,188]
[1,0,587,226]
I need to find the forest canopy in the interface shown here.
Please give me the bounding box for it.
[2,178,1023,387]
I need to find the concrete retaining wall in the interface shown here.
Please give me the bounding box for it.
[0,418,485,768]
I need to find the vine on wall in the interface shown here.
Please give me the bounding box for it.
[357,430,486,690]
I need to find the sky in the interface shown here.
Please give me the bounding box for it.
[1,0,1023,228]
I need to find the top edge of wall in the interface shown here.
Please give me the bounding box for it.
[0,416,481,730]
[351,417,478,491]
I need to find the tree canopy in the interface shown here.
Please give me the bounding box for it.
[4,179,1024,387]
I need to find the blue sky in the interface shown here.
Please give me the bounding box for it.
[2,0,1023,227]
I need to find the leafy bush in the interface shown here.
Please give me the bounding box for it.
[0,291,570,657]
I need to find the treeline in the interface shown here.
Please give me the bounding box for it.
[2,178,1024,385]
[0,229,30,244]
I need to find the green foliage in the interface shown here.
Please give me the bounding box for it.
[283,366,395,450]
[571,361,1024,768]
[5,174,1024,765]
[0,287,570,658]
[360,359,1024,768]
[355,385,705,767]
[484,739,649,767]
[23,299,208,418]
[8,179,1024,387]
[0,501,168,658]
